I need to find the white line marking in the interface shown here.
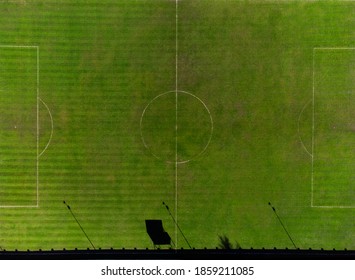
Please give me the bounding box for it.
[36,46,39,207]
[175,0,179,248]
[297,98,313,157]
[140,92,169,162]
[0,205,38,208]
[0,45,38,48]
[139,91,213,164]
[174,91,214,164]
[38,98,54,158]
[311,48,315,208]
[313,47,355,50]
[311,205,355,209]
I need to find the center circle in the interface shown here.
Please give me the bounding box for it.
[140,90,213,164]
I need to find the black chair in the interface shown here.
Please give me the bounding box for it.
[145,220,172,248]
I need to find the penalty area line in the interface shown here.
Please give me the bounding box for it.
[0,45,39,48]
[0,205,39,208]
[311,205,355,209]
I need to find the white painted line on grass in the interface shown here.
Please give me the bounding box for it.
[313,47,355,50]
[0,205,38,208]
[139,91,213,164]
[175,91,214,165]
[297,98,313,157]
[311,205,355,209]
[311,48,315,208]
[37,46,39,207]
[175,0,179,248]
[38,98,54,158]
[0,45,38,48]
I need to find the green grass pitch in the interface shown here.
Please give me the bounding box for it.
[0,0,354,250]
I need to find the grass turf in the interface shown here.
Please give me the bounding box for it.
[0,0,354,250]
[0,46,37,206]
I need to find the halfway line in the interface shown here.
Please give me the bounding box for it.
[175,0,179,249]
